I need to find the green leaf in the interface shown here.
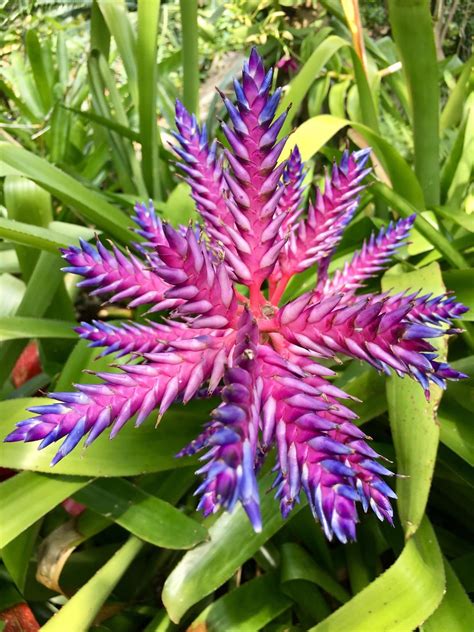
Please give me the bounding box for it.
[3,178,70,365]
[73,478,207,549]
[349,49,379,132]
[372,182,468,269]
[446,93,474,210]
[383,262,446,538]
[56,30,69,87]
[5,175,52,230]
[0,397,211,476]
[452,552,474,593]
[162,471,307,622]
[335,369,387,425]
[431,206,474,234]
[0,251,19,275]
[137,0,162,198]
[160,182,198,226]
[90,0,110,58]
[440,55,474,131]
[87,53,136,195]
[328,79,351,118]
[40,536,144,632]
[179,0,199,114]
[0,251,67,386]
[442,270,474,319]
[284,114,424,207]
[49,221,97,243]
[0,317,76,342]
[438,398,474,466]
[6,52,44,120]
[0,472,90,547]
[1,520,42,592]
[422,560,474,632]
[0,143,133,244]
[0,275,24,317]
[280,542,350,603]
[191,573,291,632]
[309,517,445,632]
[54,339,95,392]
[278,36,348,136]
[64,105,140,142]
[0,578,23,612]
[143,611,176,632]
[440,116,467,203]
[388,0,440,206]
[97,0,138,108]
[50,101,72,165]
[280,115,347,163]
[442,354,474,412]
[0,217,72,253]
[25,30,52,113]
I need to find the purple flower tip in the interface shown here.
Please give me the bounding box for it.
[4,50,468,543]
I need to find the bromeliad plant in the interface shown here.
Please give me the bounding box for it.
[5,50,467,543]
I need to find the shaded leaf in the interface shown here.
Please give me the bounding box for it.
[442,270,474,320]
[40,536,144,632]
[73,478,207,549]
[280,542,350,603]
[190,573,291,632]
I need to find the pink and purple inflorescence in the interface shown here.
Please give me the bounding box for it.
[6,49,468,542]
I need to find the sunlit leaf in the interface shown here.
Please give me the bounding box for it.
[0,472,90,547]
[383,263,446,537]
[309,518,445,632]
[0,317,76,342]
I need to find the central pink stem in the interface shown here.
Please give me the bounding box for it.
[270,273,291,305]
[249,283,265,314]
[257,317,277,332]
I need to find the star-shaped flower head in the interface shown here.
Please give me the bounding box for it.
[6,49,467,543]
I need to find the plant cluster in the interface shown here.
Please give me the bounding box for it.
[0,1,472,631]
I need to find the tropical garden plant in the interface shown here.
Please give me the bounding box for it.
[0,1,472,631]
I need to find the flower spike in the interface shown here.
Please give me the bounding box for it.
[322,215,416,297]
[6,50,467,543]
[278,145,306,233]
[270,149,371,303]
[216,47,292,287]
[183,310,262,530]
[62,238,168,309]
[172,100,236,246]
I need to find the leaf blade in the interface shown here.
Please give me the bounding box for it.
[309,518,445,632]
[73,478,207,549]
[40,535,144,632]
[383,262,446,537]
[0,472,90,548]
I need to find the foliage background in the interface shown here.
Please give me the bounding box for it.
[0,1,472,630]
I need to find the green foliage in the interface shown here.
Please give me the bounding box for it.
[0,1,473,630]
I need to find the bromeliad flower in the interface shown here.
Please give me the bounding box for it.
[6,49,467,543]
